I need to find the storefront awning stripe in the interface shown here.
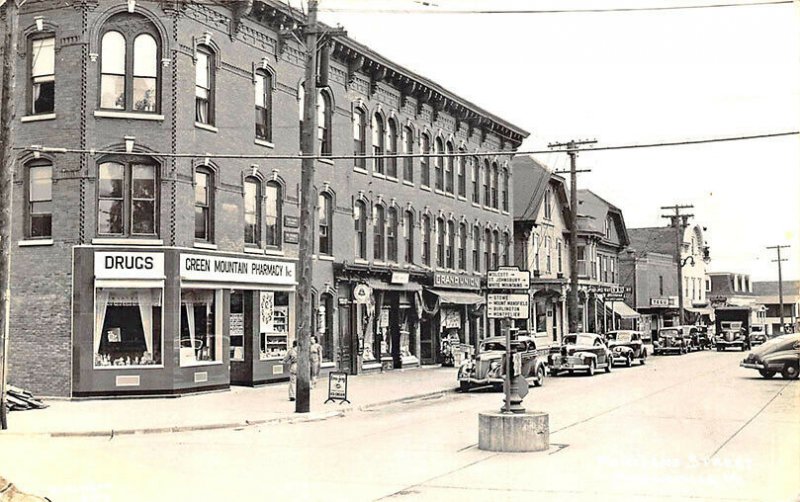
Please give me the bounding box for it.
[95,279,165,289]
[605,301,640,319]
[426,289,486,306]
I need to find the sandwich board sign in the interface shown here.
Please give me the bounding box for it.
[325,372,351,404]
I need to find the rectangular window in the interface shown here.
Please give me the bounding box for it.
[557,240,563,274]
[404,213,414,263]
[244,179,260,245]
[30,36,55,115]
[259,291,290,360]
[131,164,156,235]
[402,127,413,182]
[473,226,480,272]
[471,159,479,204]
[28,164,52,238]
[255,73,271,141]
[421,136,431,187]
[98,161,157,237]
[265,183,281,248]
[318,195,332,255]
[353,110,366,169]
[436,220,445,268]
[501,170,509,212]
[422,218,431,266]
[533,234,540,271]
[94,287,163,368]
[457,155,466,197]
[659,276,664,296]
[194,170,211,242]
[180,289,222,366]
[195,50,213,124]
[545,237,551,274]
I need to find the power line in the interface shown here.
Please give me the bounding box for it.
[317,0,792,15]
[17,130,799,161]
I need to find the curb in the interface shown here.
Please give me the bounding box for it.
[1,387,459,438]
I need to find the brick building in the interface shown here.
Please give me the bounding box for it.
[1,0,526,396]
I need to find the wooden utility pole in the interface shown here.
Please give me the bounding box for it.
[766,244,790,333]
[0,0,21,430]
[550,140,595,333]
[661,205,693,327]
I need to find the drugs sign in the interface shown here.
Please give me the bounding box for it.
[487,293,529,319]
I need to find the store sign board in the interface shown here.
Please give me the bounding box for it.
[487,267,530,290]
[283,231,299,244]
[650,297,677,307]
[487,293,529,319]
[284,215,300,228]
[391,272,410,284]
[180,253,295,285]
[605,294,626,301]
[433,272,481,290]
[325,372,351,404]
[95,252,164,279]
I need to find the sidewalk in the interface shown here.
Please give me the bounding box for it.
[1,366,458,437]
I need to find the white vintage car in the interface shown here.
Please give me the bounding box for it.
[457,335,547,392]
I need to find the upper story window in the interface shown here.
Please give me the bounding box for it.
[557,240,563,274]
[484,228,491,271]
[434,137,444,191]
[420,133,431,187]
[265,181,282,248]
[317,90,332,156]
[386,119,398,178]
[446,220,455,269]
[491,162,499,209]
[98,158,158,236]
[243,177,260,246]
[483,159,490,207]
[421,215,431,266]
[533,233,540,271]
[318,193,333,255]
[387,207,398,262]
[659,275,664,296]
[373,205,385,261]
[545,236,552,273]
[473,225,481,272]
[29,35,55,115]
[26,161,52,239]
[100,14,160,113]
[503,232,511,266]
[353,107,367,169]
[501,168,509,212]
[404,211,414,263]
[471,157,480,204]
[605,215,613,239]
[402,126,414,183]
[436,218,446,268]
[544,190,552,220]
[457,150,466,198]
[372,113,385,174]
[491,230,499,270]
[458,223,467,270]
[195,45,214,124]
[194,168,213,242]
[444,141,454,194]
[353,200,367,259]
[255,71,272,142]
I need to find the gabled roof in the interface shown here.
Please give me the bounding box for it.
[576,189,630,247]
[627,227,677,257]
[512,156,551,221]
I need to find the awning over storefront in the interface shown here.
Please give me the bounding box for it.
[425,289,486,306]
[685,306,715,321]
[608,301,641,319]
[366,278,423,292]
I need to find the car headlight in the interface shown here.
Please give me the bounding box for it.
[613,346,622,352]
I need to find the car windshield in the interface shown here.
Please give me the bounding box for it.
[614,332,633,343]
[660,329,680,337]
[481,341,505,351]
[564,334,595,346]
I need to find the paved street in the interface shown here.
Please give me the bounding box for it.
[1,350,798,501]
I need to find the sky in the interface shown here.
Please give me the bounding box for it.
[316,0,800,282]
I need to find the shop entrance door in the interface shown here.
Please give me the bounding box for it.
[420,316,435,364]
[338,302,356,374]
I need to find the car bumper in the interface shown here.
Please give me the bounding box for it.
[458,376,503,386]
[550,357,591,371]
[740,361,766,370]
[716,341,744,347]
[656,346,683,353]
[611,354,631,364]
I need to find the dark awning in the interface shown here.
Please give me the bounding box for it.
[426,289,485,306]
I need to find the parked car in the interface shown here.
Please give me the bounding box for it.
[740,333,800,379]
[749,326,768,347]
[457,335,547,392]
[606,330,649,366]
[716,328,750,351]
[654,327,689,355]
[549,333,612,376]
[689,325,714,350]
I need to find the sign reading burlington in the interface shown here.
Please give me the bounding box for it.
[180,253,295,285]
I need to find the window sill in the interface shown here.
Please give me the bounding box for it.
[244,247,264,255]
[420,185,431,192]
[94,365,165,370]
[92,238,164,246]
[317,254,335,262]
[354,258,369,265]
[472,202,481,208]
[372,172,386,179]
[21,113,56,123]
[318,157,334,166]
[434,189,445,195]
[195,122,219,133]
[193,242,218,250]
[502,210,510,216]
[458,196,468,202]
[354,167,369,175]
[94,110,165,121]
[386,176,399,183]
[264,248,285,257]
[402,180,414,187]
[373,260,387,266]
[255,139,275,149]
[18,238,54,247]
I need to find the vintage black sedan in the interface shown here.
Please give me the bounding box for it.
[457,335,547,392]
[606,330,649,367]
[740,333,800,379]
[549,333,612,376]
[654,327,688,355]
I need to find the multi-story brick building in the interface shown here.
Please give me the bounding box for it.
[1,0,527,396]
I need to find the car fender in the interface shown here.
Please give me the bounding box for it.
[763,353,800,366]
[574,351,597,363]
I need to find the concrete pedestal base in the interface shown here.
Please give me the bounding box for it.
[478,411,549,452]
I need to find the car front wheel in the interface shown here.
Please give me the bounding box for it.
[758,369,776,379]
[534,365,545,387]
[625,355,632,367]
[459,381,472,392]
[605,359,612,373]
[781,362,799,380]
[587,360,596,377]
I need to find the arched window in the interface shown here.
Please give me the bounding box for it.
[265,181,282,248]
[353,200,367,259]
[195,45,215,124]
[458,223,467,270]
[446,220,455,269]
[29,35,55,115]
[471,157,480,204]
[318,90,332,156]
[420,133,431,187]
[436,218,445,267]
[483,159,490,206]
[387,207,398,262]
[353,106,367,169]
[99,14,161,113]
[457,149,467,198]
[26,161,53,239]
[243,177,260,245]
[501,168,509,212]
[404,211,414,263]
[255,70,272,142]
[492,230,500,269]
[386,119,398,178]
[373,205,385,261]
[318,193,332,255]
[491,162,499,209]
[445,141,454,194]
[434,137,444,191]
[402,126,414,182]
[98,159,158,236]
[472,225,481,273]
[372,113,385,174]
[421,215,431,266]
[484,228,491,271]
[194,167,213,242]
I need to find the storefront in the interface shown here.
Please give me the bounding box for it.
[72,247,295,397]
[529,281,567,346]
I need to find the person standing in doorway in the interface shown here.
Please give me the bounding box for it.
[283,341,298,401]
[310,335,322,388]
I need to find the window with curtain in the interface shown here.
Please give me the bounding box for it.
[492,230,500,270]
[491,162,499,209]
[471,157,479,203]
[402,126,414,182]
[98,159,158,237]
[318,193,333,255]
[255,71,272,141]
[445,141,454,194]
[421,215,431,266]
[195,46,214,124]
[374,205,385,261]
[372,113,385,174]
[404,211,414,263]
[484,228,491,271]
[94,287,162,367]
[29,35,55,115]
[446,220,455,269]
[353,107,367,169]
[386,119,398,178]
[458,223,467,270]
[180,289,221,366]
[457,149,466,198]
[318,90,332,156]
[483,159,490,206]
[354,200,367,259]
[420,133,431,187]
[387,207,398,262]
[436,218,445,268]
[26,162,52,239]
[501,168,509,212]
[473,225,481,272]
[244,177,260,246]
[194,168,213,242]
[434,137,444,191]
[265,181,282,248]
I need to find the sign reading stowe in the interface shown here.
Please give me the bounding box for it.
[180,253,295,285]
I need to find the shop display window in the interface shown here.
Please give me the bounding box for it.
[229,290,245,361]
[180,289,222,366]
[259,291,289,360]
[94,287,162,368]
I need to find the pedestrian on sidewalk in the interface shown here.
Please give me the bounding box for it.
[310,335,322,388]
[283,341,298,401]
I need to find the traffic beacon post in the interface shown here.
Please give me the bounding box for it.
[478,267,549,452]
